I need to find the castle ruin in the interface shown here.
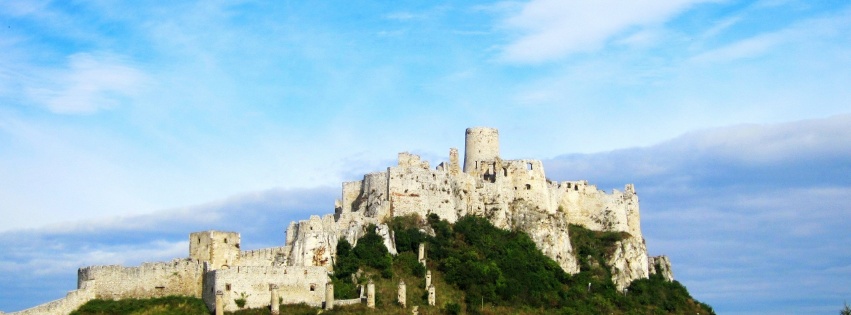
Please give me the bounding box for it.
[5,127,674,314]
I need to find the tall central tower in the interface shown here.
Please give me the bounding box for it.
[463,127,500,174]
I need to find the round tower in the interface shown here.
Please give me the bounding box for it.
[463,127,500,173]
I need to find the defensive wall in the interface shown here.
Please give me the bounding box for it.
[3,286,94,315]
[77,259,206,300]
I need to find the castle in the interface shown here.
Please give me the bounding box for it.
[5,127,674,314]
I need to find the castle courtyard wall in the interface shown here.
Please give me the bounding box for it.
[203,266,328,312]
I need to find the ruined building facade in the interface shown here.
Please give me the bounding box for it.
[6,127,674,315]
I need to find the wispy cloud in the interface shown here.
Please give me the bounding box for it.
[498,0,714,63]
[384,11,419,21]
[25,52,147,114]
[691,6,851,63]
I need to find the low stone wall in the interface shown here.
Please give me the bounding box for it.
[203,265,328,312]
[335,298,362,306]
[5,285,94,315]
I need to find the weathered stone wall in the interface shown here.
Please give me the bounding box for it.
[189,231,241,270]
[286,215,338,270]
[556,181,642,238]
[203,266,328,312]
[5,285,94,315]
[362,171,390,218]
[77,259,205,300]
[388,153,457,223]
[238,247,288,266]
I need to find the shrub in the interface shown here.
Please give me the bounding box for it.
[445,302,461,315]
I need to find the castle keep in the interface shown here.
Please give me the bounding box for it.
[6,127,674,314]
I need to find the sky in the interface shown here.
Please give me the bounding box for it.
[1,0,849,314]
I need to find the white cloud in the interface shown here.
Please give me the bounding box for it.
[499,0,713,63]
[25,52,147,114]
[384,12,418,21]
[691,7,851,63]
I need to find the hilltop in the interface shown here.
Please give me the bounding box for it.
[9,127,705,315]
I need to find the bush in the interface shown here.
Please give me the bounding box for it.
[353,224,392,271]
[445,302,461,315]
[70,296,208,315]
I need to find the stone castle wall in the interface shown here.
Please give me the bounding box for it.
[238,247,288,266]
[5,286,94,315]
[77,259,205,300]
[203,266,328,312]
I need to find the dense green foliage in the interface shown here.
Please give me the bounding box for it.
[393,214,715,314]
[70,296,209,315]
[435,215,569,308]
[332,224,394,298]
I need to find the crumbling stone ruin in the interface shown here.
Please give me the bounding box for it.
[6,127,674,315]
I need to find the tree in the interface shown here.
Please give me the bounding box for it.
[841,301,851,315]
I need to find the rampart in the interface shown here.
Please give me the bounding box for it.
[78,259,205,300]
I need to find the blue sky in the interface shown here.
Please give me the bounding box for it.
[1,0,850,314]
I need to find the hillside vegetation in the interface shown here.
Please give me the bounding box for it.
[71,214,714,315]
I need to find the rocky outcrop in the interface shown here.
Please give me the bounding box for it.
[648,255,674,282]
[605,236,650,291]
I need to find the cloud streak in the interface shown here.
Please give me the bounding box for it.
[499,0,713,63]
[24,52,147,114]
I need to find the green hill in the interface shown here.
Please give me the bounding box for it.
[71,214,713,315]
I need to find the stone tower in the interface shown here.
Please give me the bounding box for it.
[189,231,240,270]
[463,127,499,174]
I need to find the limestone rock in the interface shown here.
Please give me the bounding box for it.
[648,255,674,282]
[376,223,398,255]
[605,235,650,291]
